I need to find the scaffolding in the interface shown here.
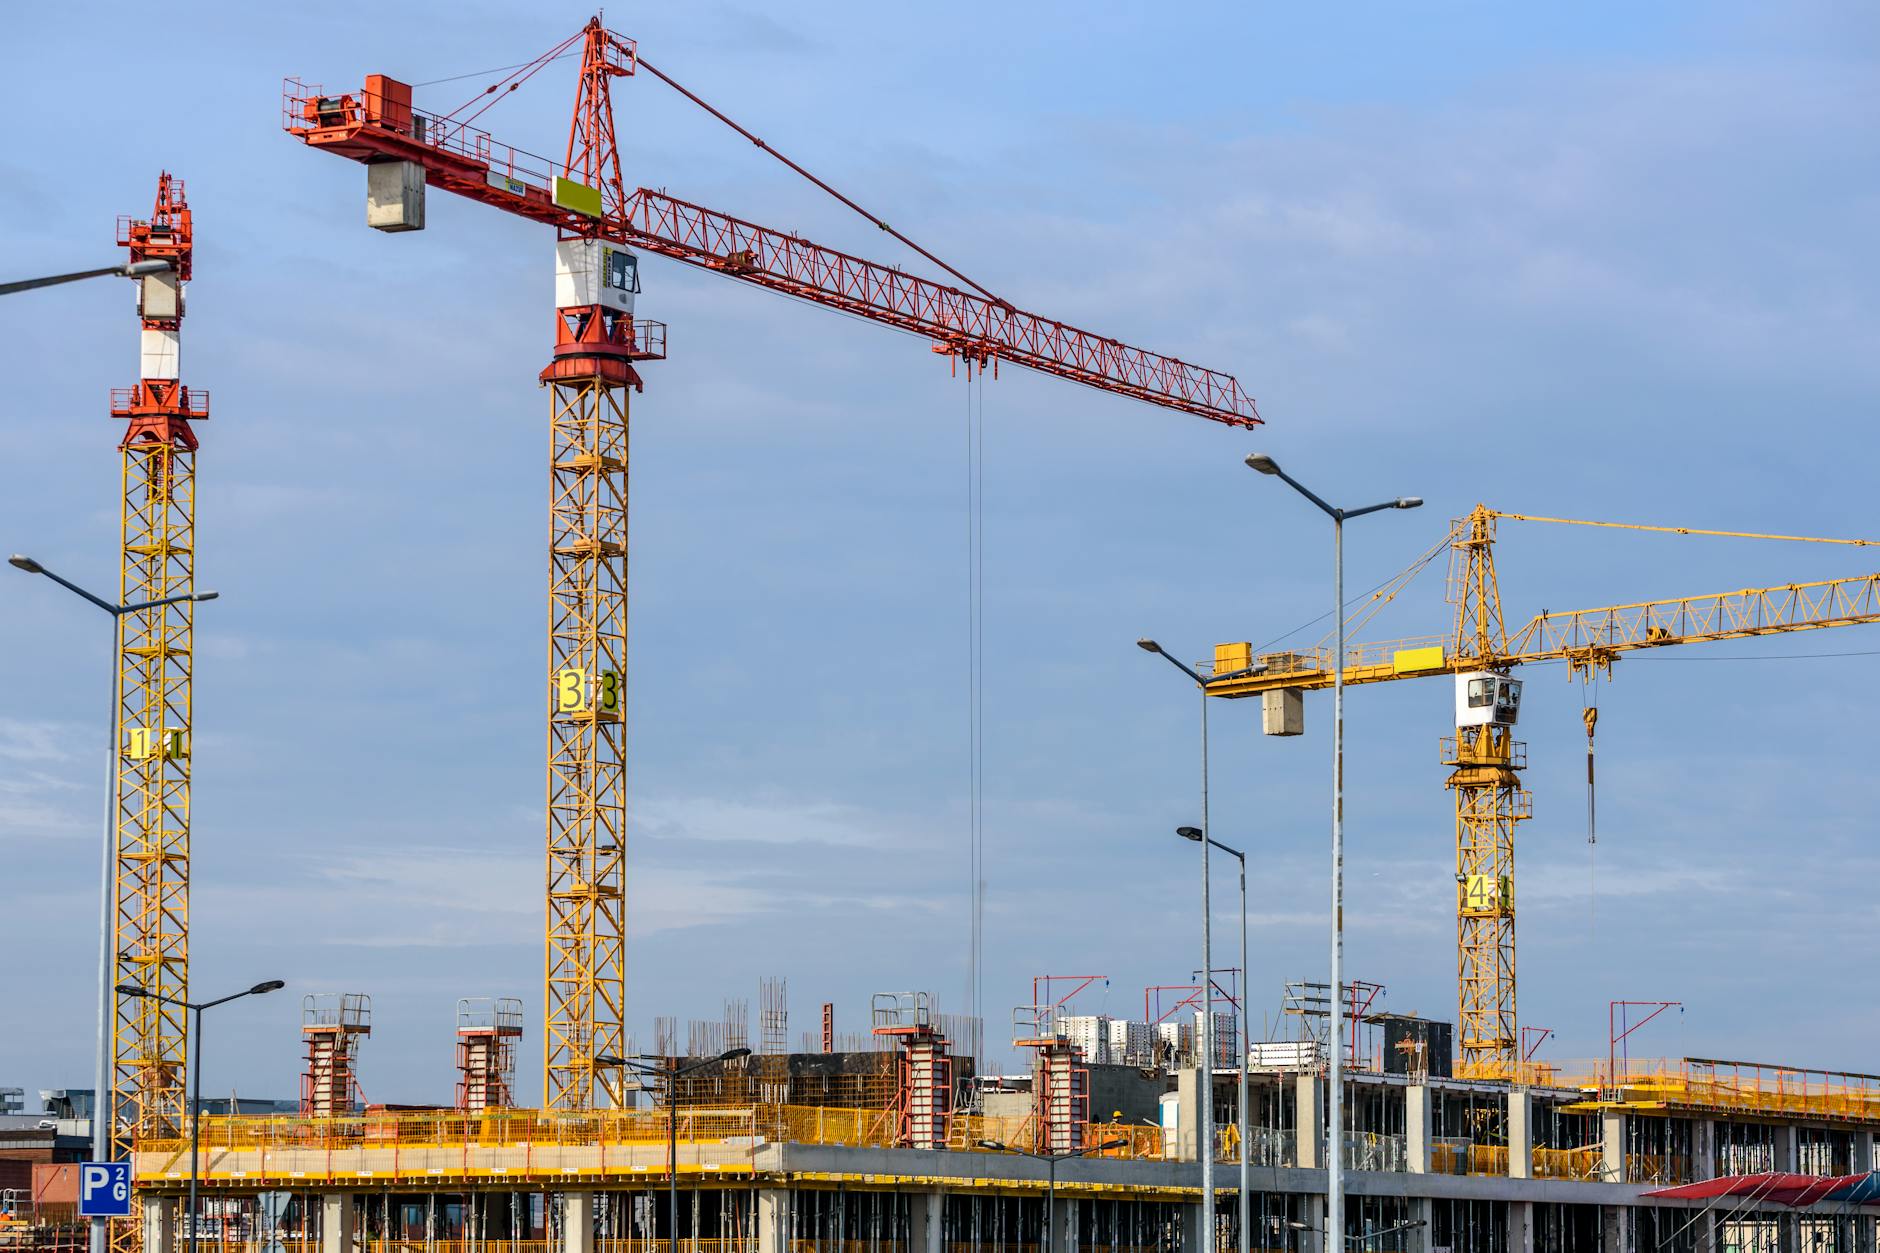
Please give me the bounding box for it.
[456,998,523,1113]
[301,994,371,1116]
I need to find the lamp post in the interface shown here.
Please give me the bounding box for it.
[1179,827,1250,1253]
[977,1139,1128,1253]
[11,555,219,1253]
[1289,1217,1428,1251]
[597,1049,751,1253]
[1136,639,1263,1253]
[0,258,172,297]
[1242,455,1421,1253]
[116,980,284,1253]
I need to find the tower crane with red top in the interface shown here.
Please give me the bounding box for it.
[284,17,1260,1112]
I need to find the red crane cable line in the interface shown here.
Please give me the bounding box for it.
[634,54,1009,309]
[444,28,587,131]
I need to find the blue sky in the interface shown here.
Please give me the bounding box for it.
[4,2,1879,1105]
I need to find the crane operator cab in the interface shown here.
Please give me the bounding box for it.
[554,238,640,317]
[1455,672,1522,727]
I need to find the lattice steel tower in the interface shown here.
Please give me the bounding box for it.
[1445,508,1528,1078]
[540,21,660,1110]
[109,172,204,1166]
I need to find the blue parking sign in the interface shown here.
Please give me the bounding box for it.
[78,1162,131,1217]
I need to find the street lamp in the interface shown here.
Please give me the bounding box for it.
[976,1138,1128,1253]
[1178,826,1250,1253]
[1289,1217,1428,1250]
[0,258,172,297]
[596,1048,751,1253]
[12,555,219,1253]
[1137,639,1263,1253]
[116,980,283,1253]
[1243,455,1420,1252]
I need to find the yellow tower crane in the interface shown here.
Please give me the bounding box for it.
[1204,504,1880,1079]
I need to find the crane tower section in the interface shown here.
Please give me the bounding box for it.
[110,172,205,1169]
[540,21,660,1111]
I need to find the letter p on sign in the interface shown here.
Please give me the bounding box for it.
[79,1162,132,1217]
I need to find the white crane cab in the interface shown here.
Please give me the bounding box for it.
[554,238,639,315]
[1455,672,1522,727]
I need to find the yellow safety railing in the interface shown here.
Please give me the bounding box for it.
[361,1243,552,1253]
[1580,1058,1880,1122]
[1532,1147,1603,1181]
[139,1106,1179,1167]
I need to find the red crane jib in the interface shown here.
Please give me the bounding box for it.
[283,76,1260,428]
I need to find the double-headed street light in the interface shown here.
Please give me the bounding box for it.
[1178,825,1251,1253]
[596,1048,752,1251]
[0,258,172,297]
[12,555,219,1253]
[1136,639,1262,1253]
[976,1138,1129,1253]
[116,980,284,1253]
[1289,1216,1429,1251]
[1243,455,1420,1251]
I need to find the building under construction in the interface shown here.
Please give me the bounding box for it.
[36,14,1880,1253]
[127,980,1880,1253]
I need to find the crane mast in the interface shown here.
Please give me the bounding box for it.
[110,172,203,1177]
[285,17,1258,1108]
[539,22,651,1112]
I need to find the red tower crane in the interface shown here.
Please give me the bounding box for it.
[284,17,1260,1112]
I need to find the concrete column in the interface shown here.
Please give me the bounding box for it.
[1506,1200,1533,1253]
[1177,1068,1203,1162]
[756,1189,790,1253]
[1779,1125,1799,1173]
[561,1194,594,1253]
[1179,1200,1206,1253]
[1295,1073,1324,1170]
[1693,1119,1716,1181]
[1405,1084,1432,1174]
[1048,1194,1075,1253]
[1507,1090,1532,1180]
[1691,1209,1717,1253]
[1780,1214,1801,1253]
[1603,1204,1633,1253]
[141,1194,177,1253]
[319,1194,354,1253]
[1601,1110,1627,1183]
[905,1190,942,1253]
[1407,1198,1434,1253]
[1852,1130,1874,1176]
